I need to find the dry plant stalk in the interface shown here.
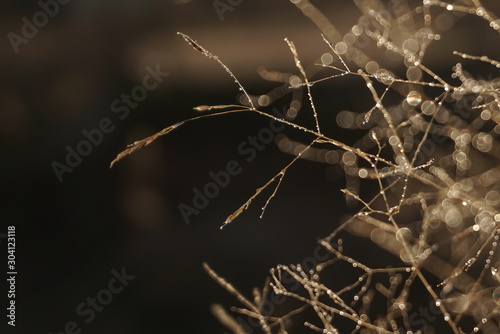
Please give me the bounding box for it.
[112,0,500,333]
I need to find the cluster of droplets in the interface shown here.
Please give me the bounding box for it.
[217,0,500,333]
[327,1,500,332]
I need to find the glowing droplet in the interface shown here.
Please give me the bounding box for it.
[358,169,368,178]
[258,95,270,106]
[492,287,500,304]
[321,53,333,65]
[396,228,412,243]
[335,42,348,55]
[421,100,436,115]
[465,257,476,268]
[406,91,422,106]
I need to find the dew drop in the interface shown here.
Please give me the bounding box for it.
[396,228,412,243]
[406,91,422,106]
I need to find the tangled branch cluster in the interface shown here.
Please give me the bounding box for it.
[112,0,500,333]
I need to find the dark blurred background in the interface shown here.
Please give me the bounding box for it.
[1,0,500,333]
